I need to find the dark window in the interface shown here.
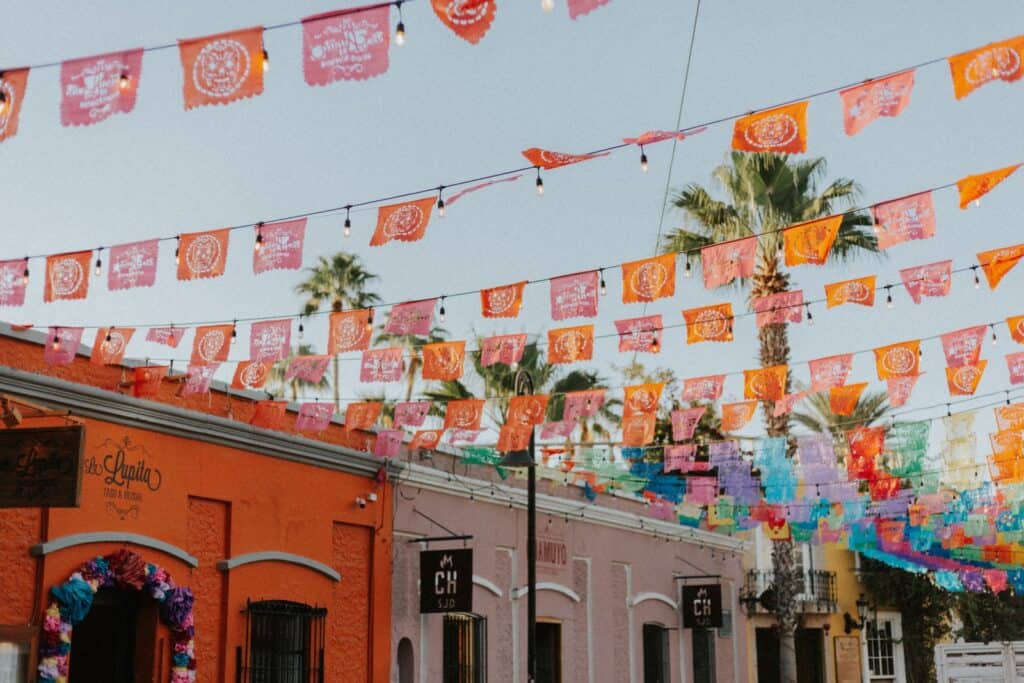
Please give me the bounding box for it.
[443,613,486,683]
[535,622,561,683]
[397,637,415,683]
[69,588,154,683]
[240,600,326,683]
[642,623,670,683]
[692,628,716,683]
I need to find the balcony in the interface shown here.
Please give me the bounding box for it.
[743,570,838,614]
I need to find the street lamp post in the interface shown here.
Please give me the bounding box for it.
[498,369,536,682]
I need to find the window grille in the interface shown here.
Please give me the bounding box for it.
[237,600,326,683]
[866,620,896,679]
[443,613,486,683]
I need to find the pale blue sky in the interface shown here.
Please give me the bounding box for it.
[2,1,1023,443]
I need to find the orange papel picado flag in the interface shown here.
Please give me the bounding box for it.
[948,35,1024,100]
[783,215,842,266]
[721,401,758,432]
[444,399,485,431]
[621,254,675,304]
[44,250,92,302]
[957,164,1021,209]
[622,413,656,447]
[179,27,265,110]
[371,197,435,246]
[977,244,1024,289]
[421,340,465,381]
[829,383,867,416]
[547,325,594,364]
[622,382,664,418]
[345,401,382,430]
[507,394,550,426]
[683,303,734,344]
[481,281,526,318]
[824,275,876,309]
[743,365,788,401]
[1008,315,1024,344]
[732,101,808,154]
[946,361,987,396]
[874,340,921,379]
[497,423,532,453]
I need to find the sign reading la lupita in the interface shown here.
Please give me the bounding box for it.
[419,548,473,614]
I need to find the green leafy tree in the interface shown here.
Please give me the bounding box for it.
[374,325,449,402]
[662,152,878,683]
[791,389,890,441]
[295,253,381,408]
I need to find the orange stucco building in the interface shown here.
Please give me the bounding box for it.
[0,326,394,682]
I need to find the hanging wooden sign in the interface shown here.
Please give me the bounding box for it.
[0,425,84,508]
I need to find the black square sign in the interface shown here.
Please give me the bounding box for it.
[420,548,473,614]
[682,584,723,628]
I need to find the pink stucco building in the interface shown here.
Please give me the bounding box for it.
[390,454,749,683]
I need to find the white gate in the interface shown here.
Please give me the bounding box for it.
[935,642,1024,683]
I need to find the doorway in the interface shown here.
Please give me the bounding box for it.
[535,622,561,683]
[68,589,155,682]
[755,627,825,683]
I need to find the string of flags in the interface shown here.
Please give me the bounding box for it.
[0,0,617,142]
[1,162,1019,339]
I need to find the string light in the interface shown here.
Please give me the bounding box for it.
[0,90,7,117]
[436,187,446,218]
[342,205,353,238]
[439,296,446,323]
[21,260,28,286]
[51,328,61,352]
[541,0,555,12]
[991,323,998,346]
[639,146,648,173]
[805,303,813,326]
[395,2,406,46]
[885,286,894,309]
[366,308,375,333]
[174,236,181,266]
[231,321,239,345]
[599,269,607,296]
[535,167,544,196]
[262,48,270,73]
[105,327,113,343]
[119,72,131,90]
[298,316,304,340]
[650,330,660,352]
[683,259,691,278]
[255,223,264,252]
[94,248,103,276]
[970,265,980,289]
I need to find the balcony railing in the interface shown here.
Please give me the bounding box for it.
[744,570,838,613]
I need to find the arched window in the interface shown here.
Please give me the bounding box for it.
[397,637,415,683]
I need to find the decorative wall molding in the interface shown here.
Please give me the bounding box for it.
[217,551,340,582]
[512,582,581,603]
[472,575,503,597]
[629,592,679,611]
[30,531,199,567]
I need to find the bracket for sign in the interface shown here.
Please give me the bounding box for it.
[674,574,722,581]
[407,534,474,546]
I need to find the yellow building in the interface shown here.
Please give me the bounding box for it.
[741,531,907,683]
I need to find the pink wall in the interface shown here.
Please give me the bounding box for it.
[390,480,748,683]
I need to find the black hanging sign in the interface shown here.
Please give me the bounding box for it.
[0,425,84,508]
[419,548,473,614]
[682,583,723,628]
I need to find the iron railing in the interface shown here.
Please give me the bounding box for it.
[744,570,838,613]
[237,600,326,683]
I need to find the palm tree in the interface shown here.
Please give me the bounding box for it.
[267,343,331,401]
[295,253,381,408]
[662,152,878,683]
[374,325,449,402]
[792,390,890,441]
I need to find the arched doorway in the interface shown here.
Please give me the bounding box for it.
[397,637,414,683]
[37,549,196,683]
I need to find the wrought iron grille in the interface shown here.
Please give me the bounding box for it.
[744,570,838,612]
[442,613,487,683]
[237,600,326,683]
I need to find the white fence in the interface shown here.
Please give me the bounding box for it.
[936,642,1024,683]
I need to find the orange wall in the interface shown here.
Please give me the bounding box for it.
[0,345,394,682]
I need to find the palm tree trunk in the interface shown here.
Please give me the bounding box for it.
[332,355,340,410]
[754,262,799,683]
[405,353,421,403]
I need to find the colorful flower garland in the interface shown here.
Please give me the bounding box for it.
[38,548,196,683]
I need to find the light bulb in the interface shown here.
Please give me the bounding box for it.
[231,322,238,345]
[439,297,446,322]
[886,287,894,309]
[651,333,659,352]
[344,207,352,238]
[94,249,103,276]
[395,21,406,46]
[974,267,981,289]
[298,319,304,339]
[262,49,270,73]
[0,92,8,117]
[21,263,28,286]
[536,174,544,196]
[119,73,130,90]
[992,325,998,346]
[640,147,648,173]
[437,196,445,217]
[255,224,264,252]
[599,270,607,296]
[684,260,692,278]
[105,328,113,343]
[805,304,813,326]
[52,331,61,352]
[541,0,554,12]
[175,237,181,266]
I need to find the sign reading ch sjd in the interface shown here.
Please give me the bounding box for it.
[419,548,473,614]
[682,584,722,629]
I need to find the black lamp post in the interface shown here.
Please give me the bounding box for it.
[498,369,536,682]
